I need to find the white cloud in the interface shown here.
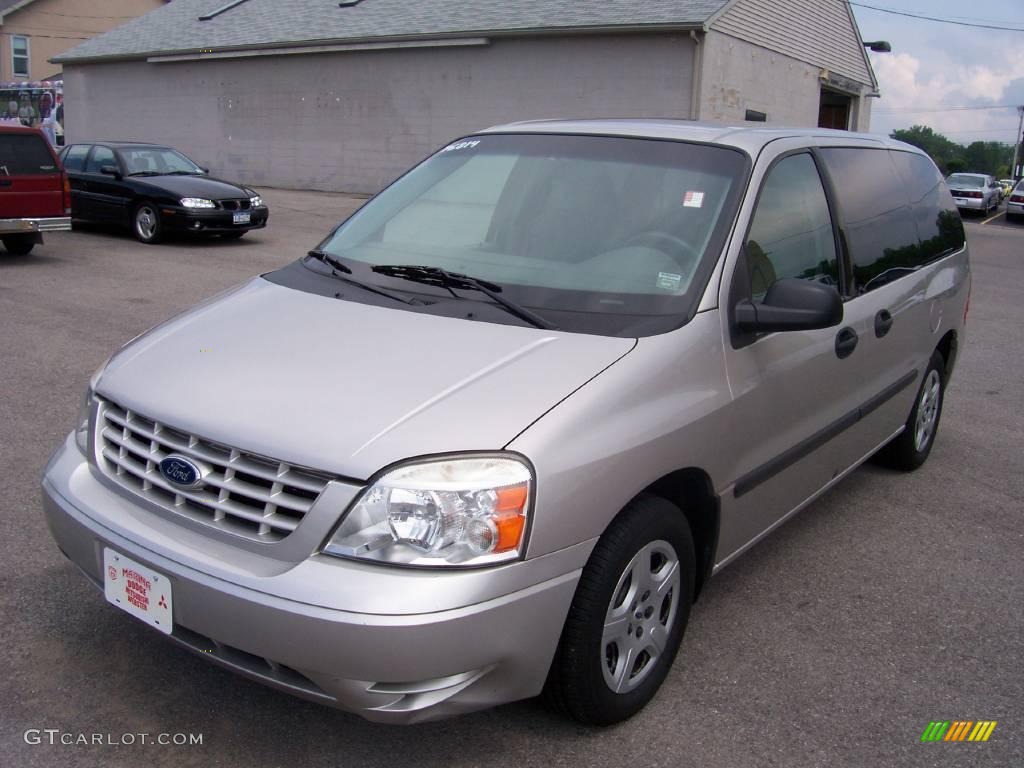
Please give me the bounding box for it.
[870,51,1024,143]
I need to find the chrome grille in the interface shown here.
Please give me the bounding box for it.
[96,398,332,542]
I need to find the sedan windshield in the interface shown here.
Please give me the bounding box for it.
[315,133,747,335]
[946,174,984,188]
[120,147,202,176]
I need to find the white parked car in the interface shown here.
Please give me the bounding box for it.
[1006,179,1024,223]
[945,173,1001,215]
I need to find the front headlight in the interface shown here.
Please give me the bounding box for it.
[249,195,264,208]
[323,455,532,567]
[180,197,216,209]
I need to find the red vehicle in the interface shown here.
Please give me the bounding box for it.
[0,125,71,255]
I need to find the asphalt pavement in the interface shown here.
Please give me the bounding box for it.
[0,191,1021,767]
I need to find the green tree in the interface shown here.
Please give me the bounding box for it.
[891,126,1014,177]
[891,125,963,173]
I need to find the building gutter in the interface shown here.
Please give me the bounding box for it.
[689,30,704,120]
[51,22,705,65]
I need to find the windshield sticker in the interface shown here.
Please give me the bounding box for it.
[440,140,481,153]
[683,191,705,209]
[657,272,682,292]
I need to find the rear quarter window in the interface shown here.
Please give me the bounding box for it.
[61,144,90,173]
[0,133,58,175]
[889,151,965,263]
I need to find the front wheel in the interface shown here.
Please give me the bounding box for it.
[543,494,695,725]
[874,351,946,471]
[133,202,162,244]
[2,235,35,255]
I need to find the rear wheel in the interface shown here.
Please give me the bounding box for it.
[874,351,945,471]
[2,235,35,255]
[543,494,695,725]
[133,202,162,244]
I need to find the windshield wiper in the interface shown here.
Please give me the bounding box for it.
[165,170,201,175]
[305,251,417,305]
[127,171,161,177]
[371,265,557,330]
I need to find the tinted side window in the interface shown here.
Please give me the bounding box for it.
[0,133,58,175]
[84,146,116,174]
[62,144,90,173]
[889,151,965,263]
[819,148,919,294]
[745,153,838,300]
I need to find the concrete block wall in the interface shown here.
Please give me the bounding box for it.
[64,33,696,193]
[699,32,824,127]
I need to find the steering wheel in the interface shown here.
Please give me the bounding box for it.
[624,231,701,272]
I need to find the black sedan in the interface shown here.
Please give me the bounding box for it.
[58,142,268,244]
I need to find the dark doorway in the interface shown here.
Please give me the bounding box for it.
[818,89,852,130]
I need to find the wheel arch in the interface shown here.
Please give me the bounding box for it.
[639,468,719,600]
[935,329,958,381]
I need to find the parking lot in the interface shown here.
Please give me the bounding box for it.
[1,189,1021,767]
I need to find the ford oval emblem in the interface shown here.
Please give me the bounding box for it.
[159,455,205,489]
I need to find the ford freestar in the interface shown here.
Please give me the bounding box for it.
[42,121,969,725]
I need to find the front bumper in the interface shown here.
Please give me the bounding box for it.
[159,206,269,234]
[0,216,71,235]
[41,435,583,723]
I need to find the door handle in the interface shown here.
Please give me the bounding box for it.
[874,309,894,338]
[835,327,859,359]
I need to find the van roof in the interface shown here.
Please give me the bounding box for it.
[480,119,919,156]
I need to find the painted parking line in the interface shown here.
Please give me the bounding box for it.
[981,210,1005,225]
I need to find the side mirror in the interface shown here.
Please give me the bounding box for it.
[735,278,843,333]
[99,164,122,179]
[199,166,209,174]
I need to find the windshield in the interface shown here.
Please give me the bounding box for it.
[946,174,984,188]
[314,133,747,335]
[119,147,202,176]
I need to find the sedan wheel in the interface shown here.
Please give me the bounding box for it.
[133,203,162,244]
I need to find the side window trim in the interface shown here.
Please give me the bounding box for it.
[728,148,846,348]
[808,147,853,299]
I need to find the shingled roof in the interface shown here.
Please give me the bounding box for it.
[53,0,733,63]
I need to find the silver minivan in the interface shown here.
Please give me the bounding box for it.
[42,121,970,725]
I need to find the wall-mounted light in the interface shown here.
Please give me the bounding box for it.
[863,41,892,53]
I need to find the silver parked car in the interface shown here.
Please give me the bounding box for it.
[946,172,1001,214]
[1006,179,1024,223]
[42,121,970,725]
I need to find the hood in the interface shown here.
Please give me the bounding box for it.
[137,174,250,199]
[97,278,635,479]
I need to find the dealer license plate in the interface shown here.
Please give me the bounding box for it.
[103,548,173,635]
[233,212,251,225]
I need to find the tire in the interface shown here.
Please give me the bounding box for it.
[543,494,695,725]
[2,235,35,255]
[133,202,162,244]
[874,351,946,471]
[220,231,246,240]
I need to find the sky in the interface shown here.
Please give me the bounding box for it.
[851,0,1024,146]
